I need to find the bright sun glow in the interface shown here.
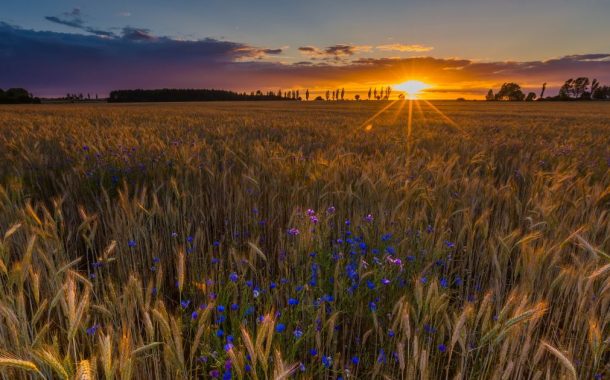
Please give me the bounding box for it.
[395,80,430,99]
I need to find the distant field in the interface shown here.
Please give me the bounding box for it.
[0,101,609,379]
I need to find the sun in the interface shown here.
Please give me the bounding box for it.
[395,80,430,99]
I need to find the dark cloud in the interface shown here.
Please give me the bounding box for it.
[324,44,356,56]
[0,23,283,96]
[261,48,282,55]
[1,22,609,97]
[121,27,156,41]
[298,44,370,59]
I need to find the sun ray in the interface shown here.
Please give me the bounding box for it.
[414,99,428,127]
[360,99,400,130]
[422,100,471,138]
[389,98,408,124]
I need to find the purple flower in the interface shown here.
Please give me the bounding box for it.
[209,369,220,378]
[191,311,198,320]
[287,228,300,236]
[180,300,191,309]
[364,214,374,222]
[440,277,448,288]
[381,278,391,285]
[310,215,319,224]
[306,209,316,216]
[293,328,303,339]
[229,272,238,282]
[128,239,136,248]
[86,324,100,336]
[438,344,447,353]
[327,206,336,214]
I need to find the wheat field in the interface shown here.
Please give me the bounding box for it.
[0,101,609,379]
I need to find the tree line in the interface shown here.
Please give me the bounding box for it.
[486,77,610,101]
[0,88,40,104]
[108,89,299,103]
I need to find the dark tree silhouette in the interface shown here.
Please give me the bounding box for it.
[494,83,525,101]
[354,94,360,100]
[485,89,495,101]
[592,85,610,100]
[540,83,547,99]
[108,89,293,102]
[591,79,600,96]
[305,89,309,101]
[525,92,537,101]
[0,88,40,104]
[325,90,330,101]
[368,88,372,100]
[341,88,345,101]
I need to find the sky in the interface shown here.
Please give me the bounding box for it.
[1,0,610,98]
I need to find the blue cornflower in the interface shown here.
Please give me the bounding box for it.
[128,239,136,248]
[217,305,225,313]
[216,329,224,337]
[351,356,360,365]
[229,272,238,282]
[381,278,390,285]
[180,300,191,309]
[86,324,100,336]
[321,356,332,368]
[288,298,299,306]
[230,303,239,311]
[367,280,375,290]
[293,328,303,339]
[420,276,428,284]
[440,277,448,288]
[369,302,377,312]
[191,311,198,320]
[438,344,447,353]
[275,323,286,333]
[309,348,318,356]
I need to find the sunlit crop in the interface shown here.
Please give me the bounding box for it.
[0,101,608,379]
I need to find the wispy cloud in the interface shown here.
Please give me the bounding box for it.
[376,43,434,52]
[44,8,115,37]
[298,44,372,60]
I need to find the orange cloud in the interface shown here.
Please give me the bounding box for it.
[376,43,434,52]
